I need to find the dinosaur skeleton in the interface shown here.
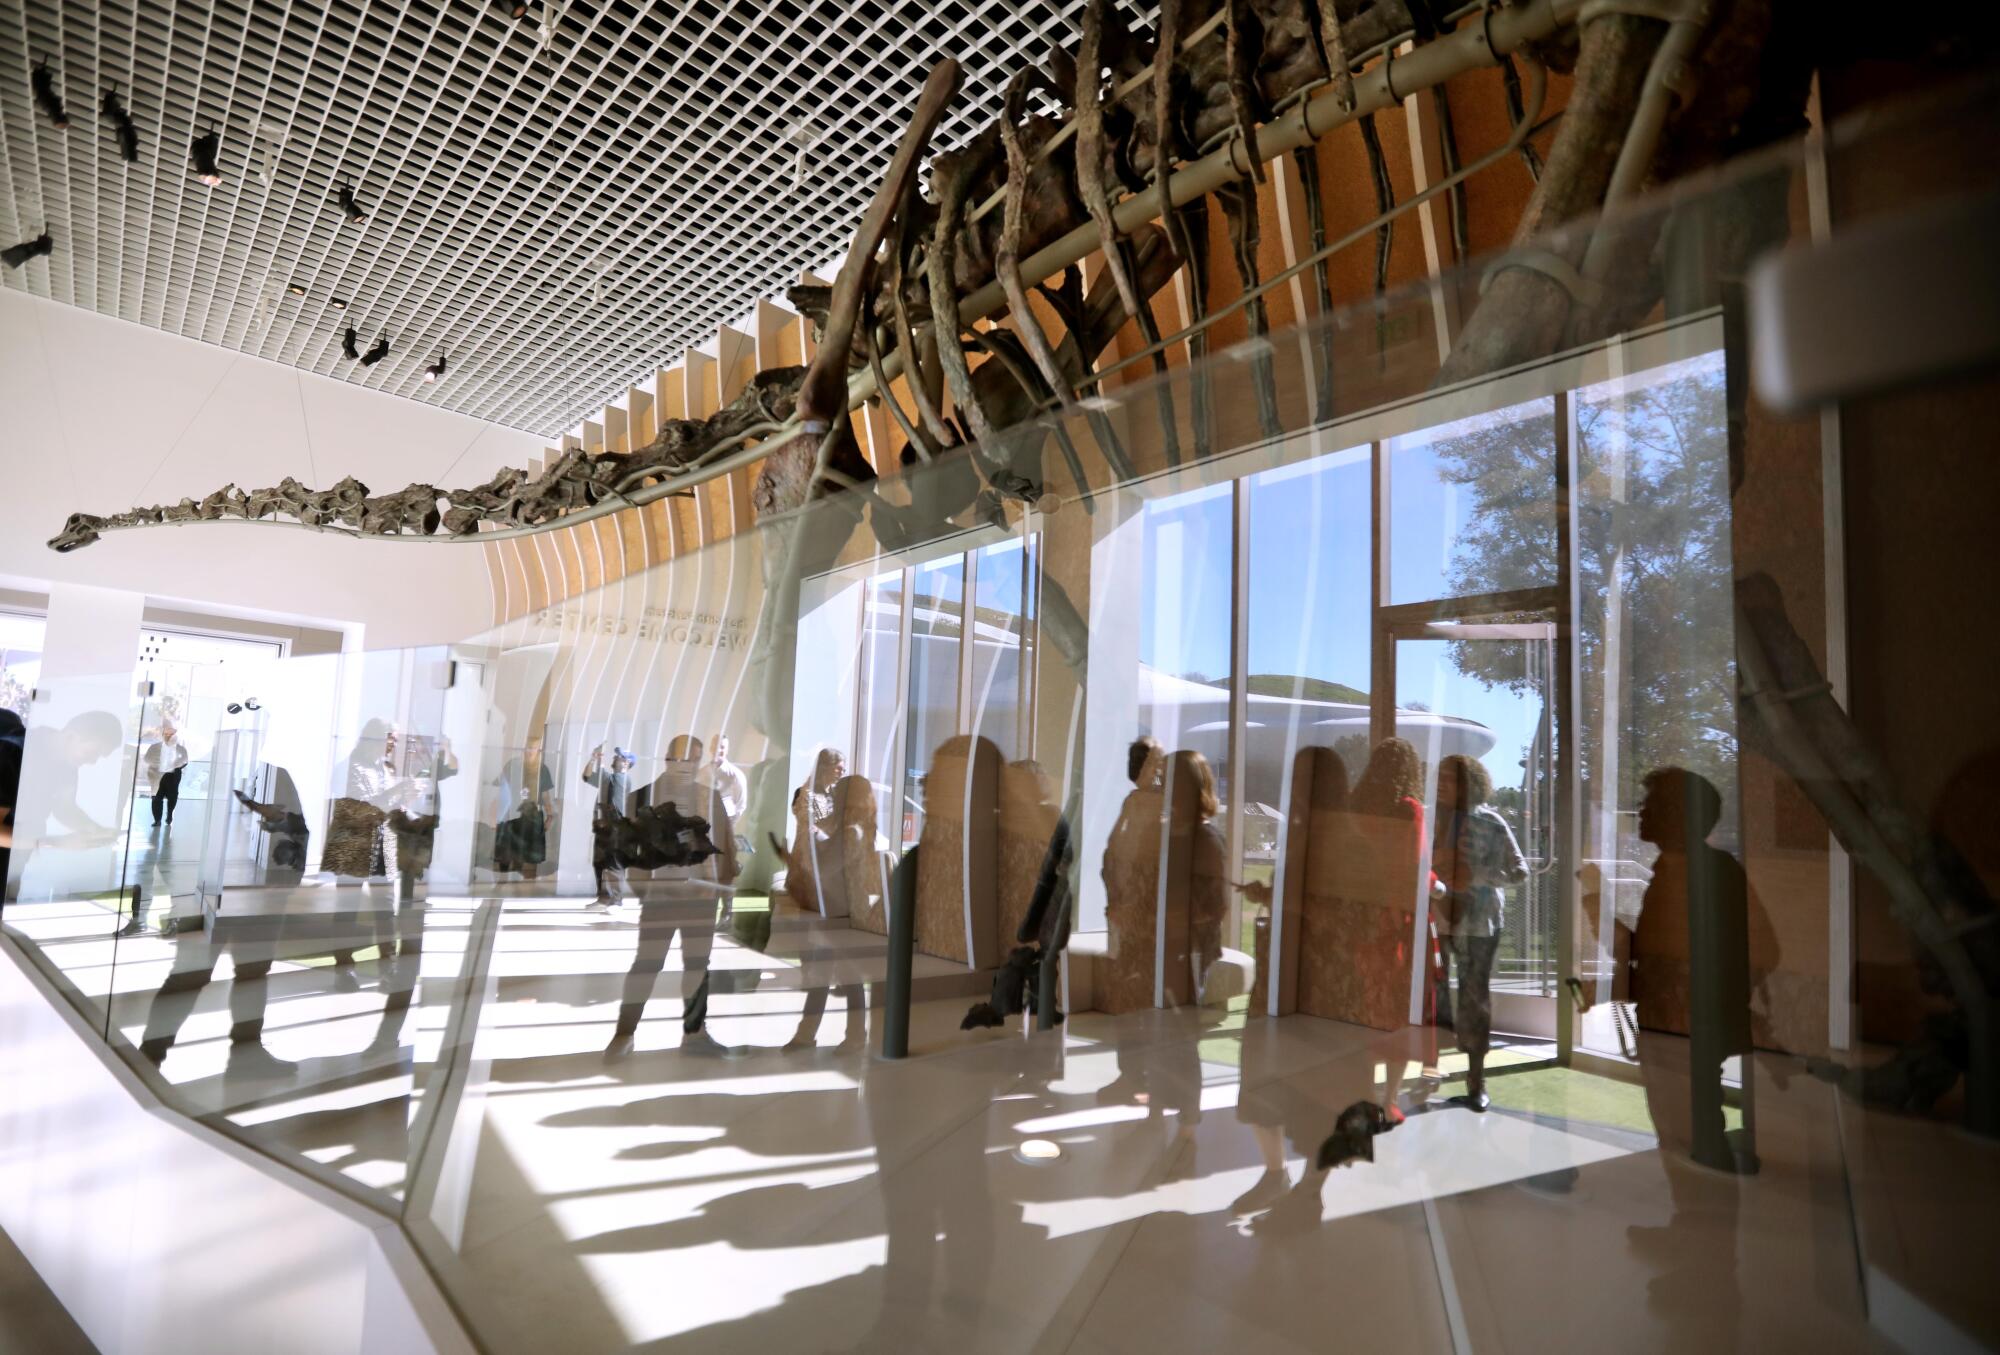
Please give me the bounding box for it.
[54,0,1760,555]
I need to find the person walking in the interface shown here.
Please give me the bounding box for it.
[144,721,190,828]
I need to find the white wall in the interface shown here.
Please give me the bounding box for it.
[0,290,547,649]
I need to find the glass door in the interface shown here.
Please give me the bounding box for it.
[1385,617,1562,1046]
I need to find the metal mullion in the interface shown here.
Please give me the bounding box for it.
[894,565,915,850]
[1226,477,1250,952]
[1553,388,1579,1063]
[957,546,977,740]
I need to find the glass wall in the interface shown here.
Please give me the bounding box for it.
[0,611,44,720]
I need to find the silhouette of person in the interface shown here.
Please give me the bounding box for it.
[1631,766,1765,1172]
[787,747,846,914]
[583,743,636,908]
[324,720,398,984]
[787,771,874,1051]
[1100,736,1165,1008]
[703,732,748,822]
[143,720,189,828]
[494,734,555,880]
[11,709,122,908]
[1624,766,1771,1342]
[1179,750,1231,1003]
[138,759,306,1081]
[0,707,24,888]
[1432,754,1526,1112]
[606,734,737,1058]
[234,765,309,884]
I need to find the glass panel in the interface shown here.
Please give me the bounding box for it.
[1385,397,1558,605]
[1569,349,1739,1059]
[967,535,1037,763]
[1245,441,1373,904]
[1135,481,1234,780]
[901,556,963,850]
[853,569,906,850]
[0,611,46,721]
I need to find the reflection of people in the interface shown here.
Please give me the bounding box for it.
[834,774,889,930]
[0,708,25,882]
[494,735,555,879]
[235,766,309,883]
[1100,737,1165,1010]
[1431,754,1526,1113]
[140,766,295,1078]
[583,744,635,908]
[1631,767,1765,1171]
[19,710,122,844]
[703,733,748,821]
[324,720,396,880]
[607,735,737,1057]
[1179,750,1231,1002]
[1623,766,1770,1336]
[143,721,190,828]
[786,748,845,913]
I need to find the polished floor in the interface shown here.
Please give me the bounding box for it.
[0,852,1974,1353]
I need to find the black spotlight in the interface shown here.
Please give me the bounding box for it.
[286,282,307,297]
[341,326,359,360]
[509,1,530,18]
[2,232,53,270]
[330,297,347,310]
[102,86,139,162]
[32,61,68,128]
[423,354,446,383]
[361,334,389,366]
[336,180,367,225]
[191,126,223,186]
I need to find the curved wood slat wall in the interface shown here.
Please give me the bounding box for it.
[475,59,1569,768]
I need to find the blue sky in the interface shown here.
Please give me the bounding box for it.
[1138,423,1552,788]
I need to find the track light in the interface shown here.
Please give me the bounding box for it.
[32,61,68,128]
[102,86,138,162]
[361,334,389,366]
[423,354,446,383]
[330,296,347,310]
[2,232,54,270]
[286,282,307,297]
[191,126,223,186]
[336,180,367,225]
[341,326,359,360]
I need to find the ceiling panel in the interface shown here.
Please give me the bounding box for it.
[0,0,1087,436]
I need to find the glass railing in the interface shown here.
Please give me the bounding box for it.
[5,77,1997,1353]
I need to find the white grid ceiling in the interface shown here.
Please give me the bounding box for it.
[0,0,1094,437]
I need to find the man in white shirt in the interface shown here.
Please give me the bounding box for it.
[144,721,190,828]
[702,733,748,821]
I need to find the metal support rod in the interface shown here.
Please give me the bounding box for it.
[881,844,920,1059]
